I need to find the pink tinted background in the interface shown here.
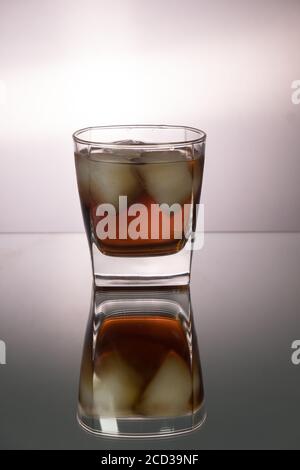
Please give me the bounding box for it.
[0,0,299,232]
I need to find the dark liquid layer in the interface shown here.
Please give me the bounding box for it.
[79,314,204,418]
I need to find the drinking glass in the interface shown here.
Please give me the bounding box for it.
[78,285,206,437]
[73,125,206,287]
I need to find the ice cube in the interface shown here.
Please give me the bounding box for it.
[138,151,193,206]
[110,140,145,158]
[75,152,91,205]
[90,160,142,209]
[92,142,143,163]
[93,351,142,417]
[136,351,192,417]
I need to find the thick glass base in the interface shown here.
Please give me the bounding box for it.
[91,239,193,287]
[77,403,206,438]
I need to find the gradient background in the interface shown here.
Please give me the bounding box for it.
[0,0,299,233]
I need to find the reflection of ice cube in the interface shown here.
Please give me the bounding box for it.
[93,351,142,417]
[137,351,192,417]
[138,151,193,206]
[79,359,94,413]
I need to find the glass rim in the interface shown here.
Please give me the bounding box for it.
[72,124,206,149]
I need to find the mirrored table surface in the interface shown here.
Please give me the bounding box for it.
[0,233,299,449]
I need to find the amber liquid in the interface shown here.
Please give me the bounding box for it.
[90,193,190,257]
[75,152,204,257]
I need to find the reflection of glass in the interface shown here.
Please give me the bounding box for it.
[78,286,206,437]
[73,125,206,286]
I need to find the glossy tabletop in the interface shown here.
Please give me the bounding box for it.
[0,233,299,449]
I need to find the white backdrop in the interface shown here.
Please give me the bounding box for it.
[0,0,299,232]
